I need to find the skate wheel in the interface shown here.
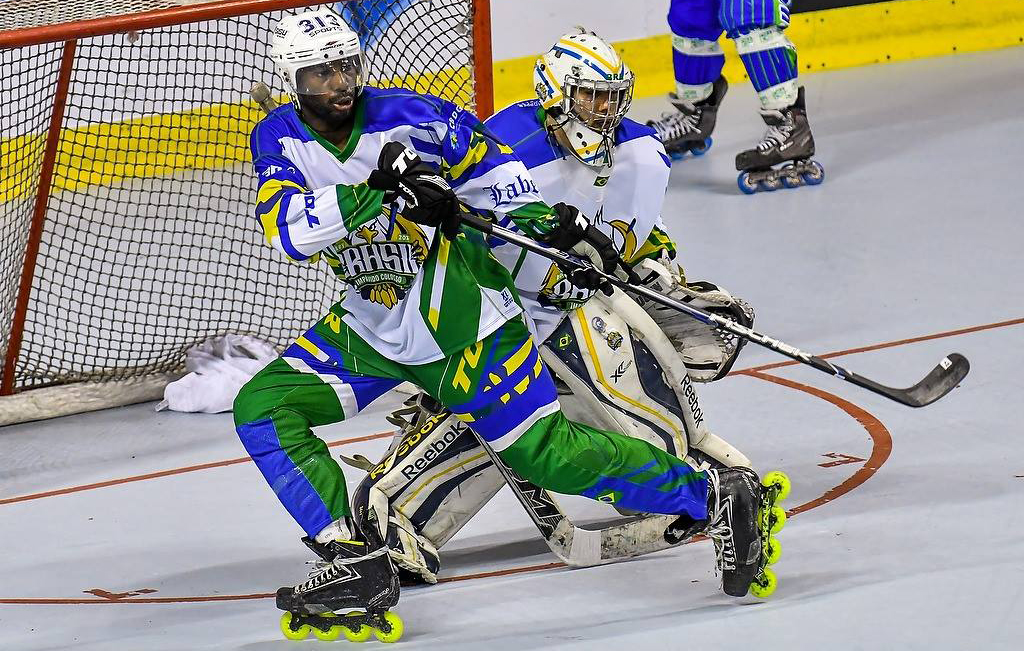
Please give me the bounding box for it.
[313,623,342,642]
[279,612,311,640]
[668,150,686,161]
[737,172,759,195]
[781,173,803,189]
[373,611,405,643]
[342,612,372,642]
[768,505,787,534]
[760,176,782,192]
[343,626,372,643]
[802,161,825,185]
[750,568,778,598]
[762,470,791,501]
[765,537,782,565]
[689,137,712,156]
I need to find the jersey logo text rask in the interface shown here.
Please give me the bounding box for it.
[487,175,539,208]
[324,217,428,309]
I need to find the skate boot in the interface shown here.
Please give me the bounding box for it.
[647,76,728,160]
[665,467,791,598]
[735,86,823,193]
[277,534,404,642]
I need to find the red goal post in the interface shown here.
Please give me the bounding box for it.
[0,0,494,424]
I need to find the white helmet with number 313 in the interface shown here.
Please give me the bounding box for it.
[270,8,365,108]
[534,28,635,167]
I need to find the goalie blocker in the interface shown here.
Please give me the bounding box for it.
[350,289,752,582]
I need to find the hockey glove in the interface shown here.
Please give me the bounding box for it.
[367,141,460,238]
[541,202,640,295]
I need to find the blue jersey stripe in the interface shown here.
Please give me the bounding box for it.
[275,192,309,261]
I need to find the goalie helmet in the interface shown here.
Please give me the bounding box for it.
[270,9,365,108]
[533,29,635,167]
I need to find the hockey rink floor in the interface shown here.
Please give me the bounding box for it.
[2,48,1023,650]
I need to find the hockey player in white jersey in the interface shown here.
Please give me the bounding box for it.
[491,28,755,377]
[349,29,788,601]
[236,10,780,642]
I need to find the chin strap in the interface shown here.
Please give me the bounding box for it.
[544,110,614,168]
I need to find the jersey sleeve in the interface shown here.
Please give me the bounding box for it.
[251,125,384,263]
[624,134,677,265]
[437,101,558,240]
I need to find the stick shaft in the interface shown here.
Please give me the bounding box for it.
[460,212,958,407]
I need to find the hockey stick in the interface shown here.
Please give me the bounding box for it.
[459,211,969,408]
[245,84,967,402]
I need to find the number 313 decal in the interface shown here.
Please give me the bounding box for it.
[299,14,341,33]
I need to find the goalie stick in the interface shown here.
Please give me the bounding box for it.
[472,432,684,567]
[457,211,969,408]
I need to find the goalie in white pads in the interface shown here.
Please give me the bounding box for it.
[349,30,783,595]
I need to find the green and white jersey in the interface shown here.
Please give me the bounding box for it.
[485,100,676,341]
[251,87,557,364]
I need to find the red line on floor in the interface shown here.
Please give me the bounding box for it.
[744,370,892,516]
[0,593,275,605]
[4,318,1000,509]
[732,316,1022,375]
[0,430,395,506]
[0,563,574,605]
[0,372,890,606]
[435,562,567,584]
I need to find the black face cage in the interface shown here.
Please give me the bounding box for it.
[294,53,366,96]
[564,75,634,134]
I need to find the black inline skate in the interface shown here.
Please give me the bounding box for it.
[647,76,729,160]
[735,86,823,194]
[665,466,790,598]
[277,532,403,642]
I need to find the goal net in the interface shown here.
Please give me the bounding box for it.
[0,0,493,424]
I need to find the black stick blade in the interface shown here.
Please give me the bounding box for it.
[896,353,970,408]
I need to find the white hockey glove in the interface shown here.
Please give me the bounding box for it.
[636,253,755,382]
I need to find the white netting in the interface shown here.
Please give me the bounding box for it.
[0,0,193,32]
[0,0,482,396]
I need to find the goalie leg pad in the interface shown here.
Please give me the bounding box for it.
[542,307,692,460]
[353,291,752,573]
[543,291,749,470]
[572,288,751,470]
[350,407,503,583]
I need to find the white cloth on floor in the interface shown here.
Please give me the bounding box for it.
[156,335,278,413]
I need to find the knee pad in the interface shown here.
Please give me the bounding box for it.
[733,26,794,57]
